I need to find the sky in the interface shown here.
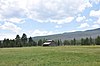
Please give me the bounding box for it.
[0,0,100,40]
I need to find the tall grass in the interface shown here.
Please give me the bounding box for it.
[0,46,100,66]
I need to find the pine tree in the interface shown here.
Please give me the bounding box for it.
[81,38,85,45]
[54,40,58,46]
[21,33,27,46]
[6,39,10,47]
[73,38,76,45]
[28,37,33,46]
[84,37,90,45]
[38,39,43,46]
[3,38,6,47]
[70,40,74,45]
[10,39,15,47]
[60,39,63,46]
[15,35,21,47]
[63,40,70,45]
[57,40,60,46]
[3,39,10,47]
[0,41,2,48]
[43,38,47,43]
[33,40,37,46]
[95,36,100,45]
[89,37,93,45]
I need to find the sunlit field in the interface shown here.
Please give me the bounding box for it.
[0,46,100,66]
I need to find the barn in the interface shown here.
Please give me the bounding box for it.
[43,40,56,46]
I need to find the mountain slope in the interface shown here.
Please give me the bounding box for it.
[33,28,100,41]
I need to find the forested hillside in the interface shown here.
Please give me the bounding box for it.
[33,28,100,41]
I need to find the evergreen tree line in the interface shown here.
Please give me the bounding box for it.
[0,33,100,48]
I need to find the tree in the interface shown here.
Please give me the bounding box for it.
[57,40,60,46]
[0,41,2,48]
[38,39,43,46]
[43,38,47,43]
[59,39,63,46]
[15,35,21,47]
[63,40,70,45]
[81,38,85,45]
[76,40,81,45]
[95,36,100,45]
[54,40,58,46]
[6,39,10,47]
[70,40,74,45]
[73,38,76,45]
[21,33,27,46]
[84,37,90,45]
[10,39,15,47]
[28,37,33,46]
[33,40,37,46]
[89,37,93,45]
[3,38,10,47]
[3,38,6,47]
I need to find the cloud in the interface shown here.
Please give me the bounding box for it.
[78,23,89,28]
[50,17,74,24]
[90,10,100,24]
[55,25,62,28]
[78,2,92,12]
[27,0,92,23]
[34,16,74,24]
[92,24,100,28]
[0,33,16,40]
[6,17,25,23]
[95,18,100,24]
[28,29,55,37]
[0,0,94,24]
[76,16,86,22]
[0,0,27,25]
[90,0,100,4]
[0,22,21,33]
[90,10,100,17]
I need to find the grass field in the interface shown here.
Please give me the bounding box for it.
[0,46,100,66]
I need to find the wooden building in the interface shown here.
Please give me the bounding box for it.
[43,40,56,46]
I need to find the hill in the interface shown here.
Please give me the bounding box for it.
[33,28,100,41]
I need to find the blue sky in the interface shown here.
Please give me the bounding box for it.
[0,0,100,40]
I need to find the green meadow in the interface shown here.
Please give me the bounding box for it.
[0,46,100,66]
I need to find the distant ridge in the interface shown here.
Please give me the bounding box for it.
[33,28,100,41]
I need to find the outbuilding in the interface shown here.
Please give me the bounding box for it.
[43,40,56,46]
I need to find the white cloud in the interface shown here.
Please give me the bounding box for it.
[79,23,89,28]
[78,2,92,12]
[6,17,25,23]
[0,0,94,24]
[86,19,93,22]
[90,10,100,17]
[0,33,16,40]
[34,17,74,24]
[90,0,100,4]
[28,29,55,37]
[90,10,100,24]
[95,18,100,24]
[55,25,62,28]
[50,17,74,24]
[97,18,100,24]
[0,0,27,24]
[0,22,21,33]
[92,24,100,28]
[76,16,86,22]
[26,0,91,24]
